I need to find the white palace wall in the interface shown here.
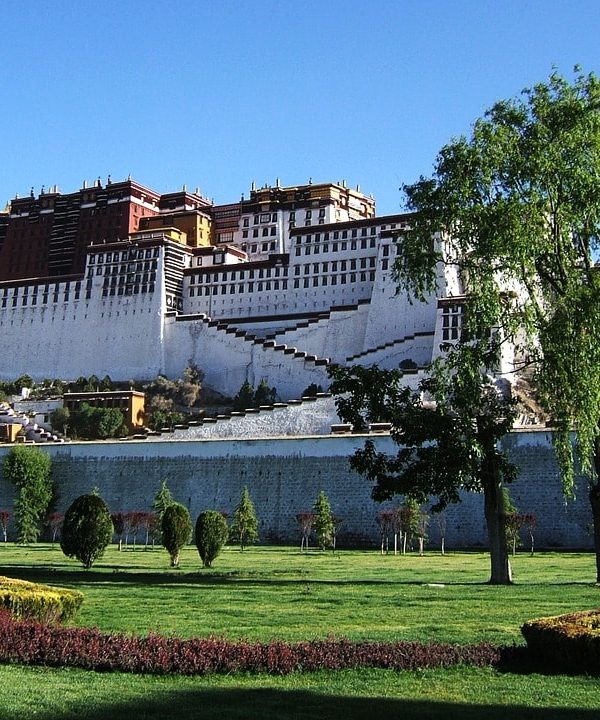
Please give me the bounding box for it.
[0,212,468,402]
[0,277,165,382]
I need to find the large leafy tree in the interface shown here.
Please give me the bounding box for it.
[330,347,517,583]
[397,68,600,580]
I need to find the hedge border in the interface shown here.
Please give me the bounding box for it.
[0,610,519,676]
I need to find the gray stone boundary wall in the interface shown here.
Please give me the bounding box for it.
[0,430,593,549]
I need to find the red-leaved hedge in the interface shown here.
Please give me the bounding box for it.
[0,611,514,675]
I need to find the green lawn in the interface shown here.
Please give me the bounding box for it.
[0,544,599,719]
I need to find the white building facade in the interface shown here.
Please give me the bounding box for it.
[0,182,479,400]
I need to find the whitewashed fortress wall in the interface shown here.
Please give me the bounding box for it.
[0,212,462,398]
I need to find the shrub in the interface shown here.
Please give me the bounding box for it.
[230,486,259,551]
[161,502,192,567]
[0,576,83,624]
[302,383,323,397]
[522,609,600,674]
[60,494,114,569]
[0,610,511,675]
[195,511,229,567]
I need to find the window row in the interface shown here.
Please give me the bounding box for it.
[101,283,155,297]
[190,280,289,296]
[291,272,376,287]
[293,258,376,275]
[295,242,382,256]
[241,241,276,253]
[188,266,289,284]
[88,260,157,278]
[188,271,376,296]
[88,247,159,265]
[241,227,277,239]
[1,280,82,308]
[295,225,378,244]
[102,272,157,287]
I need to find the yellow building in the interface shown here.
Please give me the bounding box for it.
[63,391,146,432]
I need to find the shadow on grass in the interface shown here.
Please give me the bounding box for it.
[6,565,597,593]
[25,686,599,720]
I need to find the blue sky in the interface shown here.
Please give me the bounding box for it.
[1,0,598,216]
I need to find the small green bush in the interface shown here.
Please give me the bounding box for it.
[60,494,114,569]
[195,511,229,567]
[522,609,600,673]
[0,576,83,624]
[162,502,192,567]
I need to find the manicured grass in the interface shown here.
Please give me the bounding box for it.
[0,544,599,719]
[0,665,599,720]
[0,544,597,644]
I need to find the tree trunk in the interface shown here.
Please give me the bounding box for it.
[589,481,600,584]
[483,475,512,584]
[529,532,534,557]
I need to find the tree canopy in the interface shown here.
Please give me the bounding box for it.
[330,348,517,582]
[396,68,600,579]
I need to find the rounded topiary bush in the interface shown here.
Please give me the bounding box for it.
[195,511,229,567]
[60,494,113,569]
[161,502,192,567]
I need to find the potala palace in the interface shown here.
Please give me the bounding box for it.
[0,177,592,548]
[0,177,477,399]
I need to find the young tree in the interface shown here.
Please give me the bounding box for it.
[397,69,600,581]
[296,512,315,552]
[0,510,9,542]
[416,508,429,557]
[161,502,192,567]
[3,446,53,544]
[331,514,343,551]
[503,489,521,557]
[46,512,64,545]
[398,499,421,555]
[140,511,157,549]
[376,509,397,555]
[330,352,517,582]
[254,379,276,406]
[312,490,334,550]
[110,512,125,551]
[434,509,448,556]
[523,513,537,557]
[60,493,113,569]
[230,486,259,551]
[152,479,173,532]
[49,407,71,437]
[233,381,255,411]
[195,510,229,567]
